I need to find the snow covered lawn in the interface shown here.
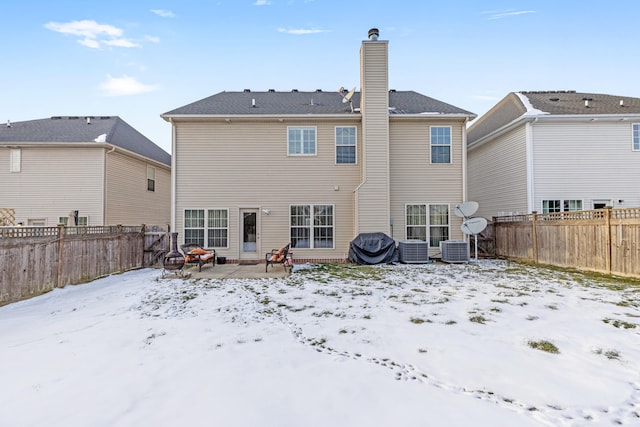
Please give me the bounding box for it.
[1,260,639,426]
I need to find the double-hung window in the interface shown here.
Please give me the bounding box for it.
[542,199,583,213]
[335,126,356,164]
[429,205,450,247]
[10,148,21,172]
[405,204,450,247]
[288,127,316,156]
[563,200,582,211]
[430,126,451,164]
[290,204,334,248]
[633,124,640,151]
[542,200,561,213]
[184,209,229,248]
[147,166,156,192]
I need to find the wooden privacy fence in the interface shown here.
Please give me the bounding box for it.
[0,225,163,307]
[493,208,640,278]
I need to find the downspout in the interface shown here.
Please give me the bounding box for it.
[525,118,537,213]
[461,117,469,243]
[104,145,116,225]
[170,119,177,233]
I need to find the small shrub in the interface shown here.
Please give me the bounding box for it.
[469,315,487,324]
[528,340,559,354]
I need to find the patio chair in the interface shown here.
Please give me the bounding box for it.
[180,243,215,272]
[266,243,292,273]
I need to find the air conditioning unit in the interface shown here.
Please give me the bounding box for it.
[440,240,469,263]
[398,240,429,263]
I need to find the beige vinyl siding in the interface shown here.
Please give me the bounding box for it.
[532,121,640,209]
[467,126,528,219]
[390,120,467,250]
[105,150,171,225]
[0,146,104,225]
[173,119,361,259]
[357,40,390,234]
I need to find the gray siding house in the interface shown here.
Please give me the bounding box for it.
[0,116,171,226]
[467,91,640,219]
[162,29,475,263]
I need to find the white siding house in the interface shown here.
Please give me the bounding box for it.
[162,29,476,263]
[0,116,171,226]
[467,91,640,219]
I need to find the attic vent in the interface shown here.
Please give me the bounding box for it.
[68,116,79,120]
[582,97,593,101]
[389,89,396,93]
[51,116,62,120]
[100,116,111,120]
[291,89,298,92]
[315,89,322,92]
[549,97,560,101]
[268,89,275,92]
[244,89,251,92]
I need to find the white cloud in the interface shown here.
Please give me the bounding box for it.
[484,10,536,20]
[145,35,161,43]
[277,28,328,35]
[45,19,143,49]
[253,0,271,5]
[99,75,158,96]
[150,9,176,18]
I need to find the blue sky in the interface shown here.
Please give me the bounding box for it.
[2,0,639,154]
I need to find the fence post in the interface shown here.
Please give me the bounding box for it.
[56,224,66,288]
[605,208,612,274]
[531,211,538,263]
[140,224,146,268]
[117,225,124,273]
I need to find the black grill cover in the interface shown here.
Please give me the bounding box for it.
[348,232,398,265]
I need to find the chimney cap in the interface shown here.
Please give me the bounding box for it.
[367,28,379,40]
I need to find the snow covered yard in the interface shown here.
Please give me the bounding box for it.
[1,260,639,427]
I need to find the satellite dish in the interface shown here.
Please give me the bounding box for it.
[455,201,479,218]
[461,217,488,235]
[342,87,356,103]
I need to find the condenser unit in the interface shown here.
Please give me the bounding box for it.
[440,240,470,263]
[398,240,429,264]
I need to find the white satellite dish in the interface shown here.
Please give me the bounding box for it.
[461,217,488,235]
[454,201,479,218]
[342,87,356,103]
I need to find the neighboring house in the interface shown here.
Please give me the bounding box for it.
[161,28,475,263]
[0,116,171,226]
[467,91,640,219]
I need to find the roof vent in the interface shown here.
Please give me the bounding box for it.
[389,89,396,93]
[86,117,91,125]
[368,28,379,41]
[68,116,79,120]
[252,98,256,108]
[620,99,625,107]
[315,89,322,92]
[549,97,560,101]
[584,100,590,108]
[291,89,298,92]
[51,116,62,120]
[244,89,251,92]
[268,89,275,92]
[6,120,10,128]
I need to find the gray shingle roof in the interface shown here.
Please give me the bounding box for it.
[468,91,640,144]
[163,90,475,116]
[0,116,170,166]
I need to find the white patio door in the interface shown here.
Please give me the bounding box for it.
[240,209,260,259]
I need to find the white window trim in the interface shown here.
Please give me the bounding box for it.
[541,199,585,213]
[633,123,640,151]
[10,148,21,173]
[335,126,357,165]
[429,126,452,164]
[184,208,229,249]
[207,208,230,249]
[404,203,451,246]
[289,203,335,249]
[287,126,317,156]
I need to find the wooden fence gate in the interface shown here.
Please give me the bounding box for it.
[144,225,169,266]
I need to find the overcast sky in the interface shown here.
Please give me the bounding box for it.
[2,0,639,154]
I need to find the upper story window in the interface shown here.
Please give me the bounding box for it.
[335,126,356,164]
[430,126,451,164]
[542,200,561,213]
[10,148,21,172]
[147,166,156,192]
[633,124,639,151]
[288,127,316,156]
